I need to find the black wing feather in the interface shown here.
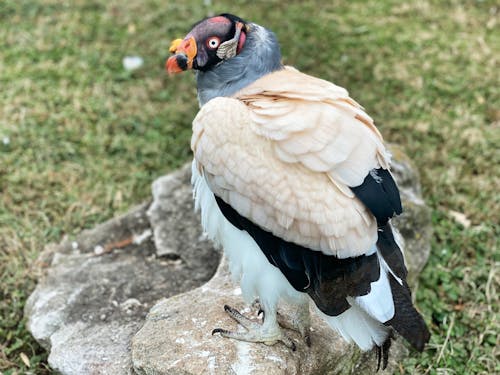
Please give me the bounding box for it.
[376,222,408,279]
[352,168,407,279]
[351,168,429,351]
[214,195,379,317]
[350,168,402,225]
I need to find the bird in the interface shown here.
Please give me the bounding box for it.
[166,13,430,369]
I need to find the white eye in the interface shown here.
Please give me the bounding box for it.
[207,37,220,49]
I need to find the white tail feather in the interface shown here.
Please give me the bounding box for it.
[319,247,396,351]
[355,253,395,322]
[318,303,390,351]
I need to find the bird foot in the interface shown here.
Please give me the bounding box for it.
[276,310,312,347]
[255,299,311,346]
[212,304,296,350]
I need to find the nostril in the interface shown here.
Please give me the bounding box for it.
[176,54,188,70]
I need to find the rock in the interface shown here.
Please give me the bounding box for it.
[26,149,431,375]
[24,165,220,374]
[389,145,432,283]
[131,151,431,375]
[131,259,398,375]
[147,167,201,257]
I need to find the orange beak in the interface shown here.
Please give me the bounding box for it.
[166,36,197,74]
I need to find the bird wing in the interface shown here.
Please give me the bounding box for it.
[191,67,398,257]
[234,67,391,189]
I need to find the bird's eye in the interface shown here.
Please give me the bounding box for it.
[206,37,221,49]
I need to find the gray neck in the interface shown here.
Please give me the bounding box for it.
[196,24,283,106]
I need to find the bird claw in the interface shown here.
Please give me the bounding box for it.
[276,306,312,347]
[211,304,296,350]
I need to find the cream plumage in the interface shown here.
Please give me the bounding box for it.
[166,13,429,369]
[192,66,387,258]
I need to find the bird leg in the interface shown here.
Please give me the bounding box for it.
[212,304,296,350]
[276,302,312,346]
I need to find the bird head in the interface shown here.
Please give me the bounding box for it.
[166,14,249,74]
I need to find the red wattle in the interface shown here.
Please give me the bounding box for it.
[237,32,246,54]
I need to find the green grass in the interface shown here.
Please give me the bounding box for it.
[0,0,498,374]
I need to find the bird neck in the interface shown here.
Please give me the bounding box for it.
[196,24,283,106]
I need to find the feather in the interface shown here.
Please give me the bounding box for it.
[236,67,389,188]
[318,304,390,351]
[215,195,381,316]
[384,276,430,352]
[190,54,429,355]
[192,96,378,257]
[351,168,403,225]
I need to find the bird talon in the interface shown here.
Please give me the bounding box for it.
[212,328,224,336]
[211,304,295,350]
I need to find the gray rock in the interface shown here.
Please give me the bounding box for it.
[148,167,199,257]
[25,165,220,374]
[131,259,390,375]
[389,145,432,283]
[26,150,431,375]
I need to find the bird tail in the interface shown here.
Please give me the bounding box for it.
[383,276,430,352]
[377,223,430,352]
[319,222,429,369]
[318,303,391,352]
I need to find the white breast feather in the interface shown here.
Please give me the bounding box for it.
[191,161,305,309]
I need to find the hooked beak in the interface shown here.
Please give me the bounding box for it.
[166,36,197,73]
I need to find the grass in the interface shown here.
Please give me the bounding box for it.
[0,0,498,373]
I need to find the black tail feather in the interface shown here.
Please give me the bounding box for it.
[377,222,407,280]
[376,331,394,371]
[384,276,430,351]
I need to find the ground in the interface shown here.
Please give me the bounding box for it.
[0,0,498,374]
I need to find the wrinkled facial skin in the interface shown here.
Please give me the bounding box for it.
[167,14,246,73]
[189,16,234,70]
